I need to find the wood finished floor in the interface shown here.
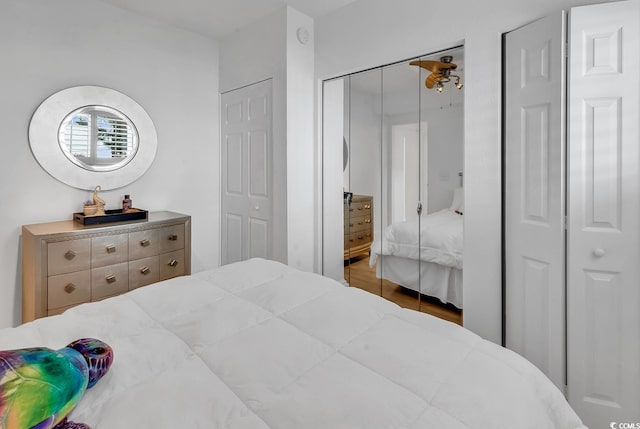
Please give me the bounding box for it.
[345,255,463,325]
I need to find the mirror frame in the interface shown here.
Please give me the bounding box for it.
[29,86,157,190]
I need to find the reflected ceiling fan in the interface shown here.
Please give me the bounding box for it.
[410,55,463,93]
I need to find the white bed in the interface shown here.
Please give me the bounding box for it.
[1,258,584,428]
[369,204,464,308]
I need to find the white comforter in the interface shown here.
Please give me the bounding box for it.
[1,259,584,429]
[370,209,463,269]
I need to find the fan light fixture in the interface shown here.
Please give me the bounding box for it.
[410,55,463,93]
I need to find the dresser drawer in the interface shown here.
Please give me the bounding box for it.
[48,239,91,275]
[159,224,185,253]
[345,215,372,234]
[344,201,372,216]
[159,249,185,281]
[48,270,91,309]
[91,233,129,268]
[344,230,373,248]
[91,262,129,300]
[129,229,160,260]
[129,256,160,290]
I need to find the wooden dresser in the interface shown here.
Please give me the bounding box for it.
[344,195,373,260]
[22,211,191,322]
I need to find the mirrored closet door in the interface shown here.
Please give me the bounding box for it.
[322,47,464,323]
[343,68,385,299]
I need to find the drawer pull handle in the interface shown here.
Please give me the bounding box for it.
[105,274,116,284]
[357,207,363,210]
[168,259,179,267]
[358,221,363,225]
[140,239,151,247]
[64,250,76,260]
[365,219,371,223]
[349,223,354,227]
[168,234,178,241]
[140,266,150,275]
[349,208,354,212]
[64,283,76,294]
[357,235,363,239]
[349,239,354,242]
[364,204,371,209]
[106,245,116,253]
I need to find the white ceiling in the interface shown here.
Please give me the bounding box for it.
[94,0,359,40]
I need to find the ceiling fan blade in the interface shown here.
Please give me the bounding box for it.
[425,73,439,89]
[410,59,458,73]
[410,60,442,73]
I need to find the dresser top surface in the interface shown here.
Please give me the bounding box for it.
[23,211,190,237]
[345,194,372,203]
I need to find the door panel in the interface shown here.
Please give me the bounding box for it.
[249,132,268,197]
[504,12,566,390]
[221,80,273,264]
[567,1,640,426]
[226,134,243,195]
[249,218,268,259]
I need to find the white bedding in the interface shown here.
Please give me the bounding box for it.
[376,255,463,308]
[369,209,463,270]
[2,259,584,428]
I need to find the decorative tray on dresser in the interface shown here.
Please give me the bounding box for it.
[21,211,191,322]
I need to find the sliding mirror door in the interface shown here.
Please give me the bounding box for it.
[415,49,464,320]
[322,47,464,324]
[378,60,422,311]
[344,69,383,294]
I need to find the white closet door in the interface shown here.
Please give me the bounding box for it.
[567,0,640,426]
[221,80,273,264]
[504,12,566,390]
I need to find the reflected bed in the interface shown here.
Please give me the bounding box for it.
[369,207,463,308]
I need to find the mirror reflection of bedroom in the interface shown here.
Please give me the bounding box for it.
[323,47,464,325]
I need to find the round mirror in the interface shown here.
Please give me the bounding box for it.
[343,137,349,171]
[29,86,157,190]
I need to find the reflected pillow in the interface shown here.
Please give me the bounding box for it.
[450,187,464,211]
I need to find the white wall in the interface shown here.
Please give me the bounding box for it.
[285,8,316,271]
[220,6,316,271]
[220,9,288,265]
[315,0,615,343]
[0,0,220,328]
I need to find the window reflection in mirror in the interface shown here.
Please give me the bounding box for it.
[58,106,138,172]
